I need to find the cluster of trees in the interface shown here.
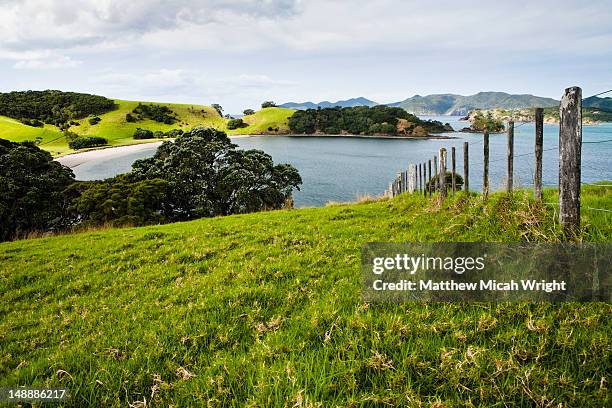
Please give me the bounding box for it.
[0,90,115,126]
[128,103,177,124]
[471,111,505,132]
[288,106,451,135]
[261,101,276,108]
[68,136,108,149]
[0,128,302,241]
[227,118,247,129]
[243,109,255,116]
[133,128,184,140]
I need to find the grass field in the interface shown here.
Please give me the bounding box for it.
[0,186,611,407]
[231,107,295,135]
[0,101,295,156]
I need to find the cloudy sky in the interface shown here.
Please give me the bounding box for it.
[0,0,611,112]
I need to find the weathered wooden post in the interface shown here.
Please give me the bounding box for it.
[534,107,544,201]
[418,163,422,194]
[408,165,416,193]
[451,147,456,195]
[397,172,402,194]
[463,142,469,193]
[427,159,432,196]
[439,148,447,199]
[433,155,438,193]
[559,86,582,235]
[483,130,489,199]
[388,182,393,197]
[507,120,514,193]
[423,163,427,196]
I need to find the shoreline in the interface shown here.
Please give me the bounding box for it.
[55,133,457,166]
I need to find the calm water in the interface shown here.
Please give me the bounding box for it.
[62,116,612,207]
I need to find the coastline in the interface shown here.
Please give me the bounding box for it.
[55,133,457,166]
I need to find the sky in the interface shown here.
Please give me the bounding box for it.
[0,0,611,113]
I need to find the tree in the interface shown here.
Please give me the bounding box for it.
[67,175,170,227]
[130,127,301,218]
[261,101,276,108]
[68,136,108,149]
[243,109,255,116]
[227,118,247,129]
[211,104,223,117]
[0,139,75,241]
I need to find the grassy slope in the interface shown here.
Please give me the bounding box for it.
[231,107,295,135]
[0,186,611,407]
[0,101,295,156]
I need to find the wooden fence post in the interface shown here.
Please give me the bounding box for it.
[463,142,469,193]
[483,130,489,199]
[451,147,456,195]
[427,160,432,196]
[418,163,422,194]
[507,120,514,193]
[559,86,582,235]
[439,148,447,199]
[433,156,438,192]
[408,165,415,193]
[534,108,544,201]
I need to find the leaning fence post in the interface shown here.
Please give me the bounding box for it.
[439,148,447,199]
[427,160,432,196]
[451,147,456,195]
[559,86,582,235]
[483,130,489,199]
[507,120,514,193]
[463,142,469,193]
[534,107,544,201]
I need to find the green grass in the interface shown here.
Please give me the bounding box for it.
[0,101,295,156]
[0,186,611,406]
[230,107,295,135]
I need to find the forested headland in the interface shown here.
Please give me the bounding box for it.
[288,105,453,136]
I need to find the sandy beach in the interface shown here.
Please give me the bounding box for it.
[56,142,164,168]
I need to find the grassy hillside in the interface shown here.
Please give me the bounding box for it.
[1,185,611,406]
[230,107,295,135]
[0,100,295,156]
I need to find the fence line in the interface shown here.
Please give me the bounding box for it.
[384,86,611,234]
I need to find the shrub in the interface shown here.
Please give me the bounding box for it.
[227,118,247,130]
[89,116,101,125]
[243,109,255,116]
[133,128,154,139]
[21,118,44,127]
[261,101,276,108]
[125,113,136,122]
[68,137,108,149]
[132,103,177,124]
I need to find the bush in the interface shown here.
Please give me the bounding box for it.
[243,109,255,116]
[132,103,177,124]
[89,116,101,125]
[133,128,154,139]
[67,176,170,227]
[125,113,136,122]
[68,136,108,149]
[227,118,247,130]
[134,128,183,139]
[21,118,44,127]
[261,101,276,108]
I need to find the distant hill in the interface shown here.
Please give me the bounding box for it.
[280,97,377,110]
[583,96,612,111]
[388,92,559,115]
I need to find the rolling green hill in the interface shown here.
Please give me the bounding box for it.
[230,107,295,135]
[0,98,295,156]
[1,186,610,406]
